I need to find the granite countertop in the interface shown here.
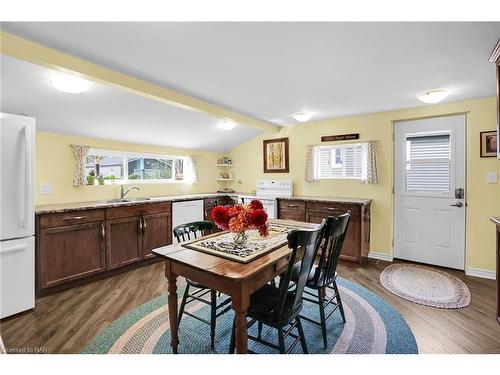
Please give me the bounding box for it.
[36,192,372,214]
[35,192,239,214]
[279,195,372,206]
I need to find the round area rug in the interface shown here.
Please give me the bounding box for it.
[82,277,417,354]
[380,263,470,309]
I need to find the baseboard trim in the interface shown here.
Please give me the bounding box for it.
[465,267,496,280]
[368,251,393,262]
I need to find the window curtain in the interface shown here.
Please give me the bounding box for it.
[304,145,319,182]
[188,156,199,183]
[70,144,90,186]
[360,140,379,184]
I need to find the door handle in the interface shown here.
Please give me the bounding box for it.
[450,202,464,207]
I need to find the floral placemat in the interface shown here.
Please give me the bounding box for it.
[182,222,309,263]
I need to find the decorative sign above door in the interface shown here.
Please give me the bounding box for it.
[321,133,360,142]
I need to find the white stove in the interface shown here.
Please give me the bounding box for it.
[238,179,293,219]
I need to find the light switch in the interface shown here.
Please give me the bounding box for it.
[40,183,53,194]
[487,172,497,184]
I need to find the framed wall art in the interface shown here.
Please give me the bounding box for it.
[480,131,497,157]
[263,137,289,173]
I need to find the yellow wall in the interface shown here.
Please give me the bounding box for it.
[229,97,500,273]
[35,132,222,205]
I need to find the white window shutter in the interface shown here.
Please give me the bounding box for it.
[405,134,451,191]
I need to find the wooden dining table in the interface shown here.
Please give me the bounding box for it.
[152,219,316,354]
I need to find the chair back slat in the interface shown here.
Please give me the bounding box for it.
[312,213,351,286]
[173,221,215,244]
[274,220,326,321]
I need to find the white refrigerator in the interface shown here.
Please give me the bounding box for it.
[0,113,35,319]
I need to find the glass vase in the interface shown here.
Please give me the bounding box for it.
[233,231,248,246]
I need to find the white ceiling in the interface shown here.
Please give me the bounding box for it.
[1,22,499,149]
[0,55,261,151]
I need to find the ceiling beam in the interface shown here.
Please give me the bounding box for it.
[0,31,279,133]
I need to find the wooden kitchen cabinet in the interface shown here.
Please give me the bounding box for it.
[278,198,371,263]
[36,202,171,294]
[106,216,143,270]
[106,203,172,268]
[204,198,217,221]
[37,212,106,289]
[278,199,306,222]
[305,204,362,262]
[142,212,171,259]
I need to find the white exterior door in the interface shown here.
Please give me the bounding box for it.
[394,115,466,270]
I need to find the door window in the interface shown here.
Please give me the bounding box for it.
[405,133,451,192]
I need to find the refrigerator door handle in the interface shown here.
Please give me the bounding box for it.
[22,125,32,229]
[0,244,27,256]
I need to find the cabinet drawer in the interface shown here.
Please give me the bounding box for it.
[279,200,306,211]
[278,209,306,222]
[106,202,171,219]
[305,201,360,217]
[39,209,105,229]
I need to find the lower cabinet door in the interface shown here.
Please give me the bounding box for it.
[106,216,142,270]
[142,212,171,259]
[306,211,361,262]
[38,221,106,289]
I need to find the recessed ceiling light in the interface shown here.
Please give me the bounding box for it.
[417,89,449,104]
[49,72,92,94]
[292,111,313,122]
[217,120,237,130]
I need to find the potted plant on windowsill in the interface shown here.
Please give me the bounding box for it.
[97,175,105,185]
[87,170,96,185]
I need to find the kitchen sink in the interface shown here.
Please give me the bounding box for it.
[126,197,151,202]
[99,197,151,204]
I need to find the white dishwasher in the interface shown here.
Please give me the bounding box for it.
[172,200,204,240]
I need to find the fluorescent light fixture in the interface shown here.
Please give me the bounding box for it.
[217,120,237,130]
[49,72,92,94]
[292,111,313,122]
[417,89,449,104]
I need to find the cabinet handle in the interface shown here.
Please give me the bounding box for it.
[142,217,147,233]
[138,218,143,233]
[326,207,342,212]
[63,216,86,221]
[100,223,105,239]
[287,204,299,208]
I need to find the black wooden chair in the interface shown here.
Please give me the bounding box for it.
[228,220,326,354]
[173,221,232,349]
[292,213,351,348]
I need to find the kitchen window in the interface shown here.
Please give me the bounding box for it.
[85,148,192,184]
[315,144,363,179]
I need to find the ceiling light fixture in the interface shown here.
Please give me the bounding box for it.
[292,111,313,122]
[417,89,449,104]
[49,72,92,94]
[217,120,237,130]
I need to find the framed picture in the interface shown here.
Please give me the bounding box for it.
[263,137,289,173]
[480,131,497,157]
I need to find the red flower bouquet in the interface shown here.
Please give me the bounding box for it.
[211,200,269,244]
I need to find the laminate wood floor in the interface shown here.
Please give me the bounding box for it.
[1,259,499,354]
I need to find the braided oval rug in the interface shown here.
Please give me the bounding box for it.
[380,263,471,309]
[82,277,417,354]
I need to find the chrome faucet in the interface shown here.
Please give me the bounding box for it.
[120,185,140,199]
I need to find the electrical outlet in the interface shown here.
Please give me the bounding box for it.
[487,172,497,184]
[40,183,53,194]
